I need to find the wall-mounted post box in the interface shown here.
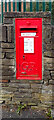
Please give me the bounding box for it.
[15,18,42,80]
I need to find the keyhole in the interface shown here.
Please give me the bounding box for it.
[23,55,25,59]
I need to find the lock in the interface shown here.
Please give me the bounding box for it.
[23,55,25,59]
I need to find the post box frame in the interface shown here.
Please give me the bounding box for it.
[14,18,44,81]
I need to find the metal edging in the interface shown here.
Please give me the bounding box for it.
[17,0,19,12]
[36,0,39,12]
[5,0,7,12]
[1,1,3,23]
[42,0,45,12]
[9,0,11,12]
[13,18,16,79]
[30,0,32,12]
[42,18,44,83]
[23,0,26,12]
[13,0,15,11]
[13,18,44,82]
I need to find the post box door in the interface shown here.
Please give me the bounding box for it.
[15,18,42,80]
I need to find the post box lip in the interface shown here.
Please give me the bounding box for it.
[20,26,38,28]
[15,18,42,20]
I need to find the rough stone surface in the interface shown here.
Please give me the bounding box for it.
[1,12,54,111]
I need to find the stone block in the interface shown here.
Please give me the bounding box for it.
[2,65,14,70]
[7,26,12,42]
[31,106,39,109]
[0,80,9,83]
[32,93,41,99]
[0,53,5,59]
[4,18,13,24]
[1,93,14,98]
[2,69,15,76]
[49,79,54,84]
[31,84,42,89]
[2,25,6,42]
[44,51,54,57]
[44,64,54,70]
[14,92,31,98]
[43,25,51,41]
[2,49,14,52]
[9,83,30,89]
[19,89,32,93]
[44,57,53,64]
[2,59,14,65]
[11,26,14,43]
[6,52,14,59]
[50,71,54,79]
[0,83,9,87]
[0,100,4,104]
[3,12,51,19]
[1,43,14,49]
[40,95,53,103]
[42,84,53,90]
[2,76,15,80]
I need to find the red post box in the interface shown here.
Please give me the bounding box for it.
[15,18,42,80]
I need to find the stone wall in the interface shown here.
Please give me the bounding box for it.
[1,12,54,110]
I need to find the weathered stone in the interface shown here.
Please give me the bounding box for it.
[43,75,50,81]
[2,59,14,65]
[4,12,51,20]
[2,76,15,80]
[0,83,9,87]
[0,53,5,59]
[31,84,42,89]
[11,26,14,43]
[0,93,14,98]
[2,65,14,70]
[9,83,30,89]
[2,49,14,52]
[28,103,37,106]
[42,85,53,90]
[7,26,12,42]
[0,101,4,104]
[44,57,53,64]
[40,95,53,103]
[44,51,54,57]
[2,70,15,76]
[6,52,14,59]
[12,97,39,104]
[4,18,13,24]
[14,92,31,98]
[43,25,51,41]
[44,64,54,70]
[32,93,41,99]
[42,89,52,94]
[2,25,6,42]
[1,43,14,49]
[0,71,2,77]
[49,79,54,84]
[19,88,42,93]
[31,106,39,109]
[19,89,32,93]
[51,71,54,77]
[0,80,9,83]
